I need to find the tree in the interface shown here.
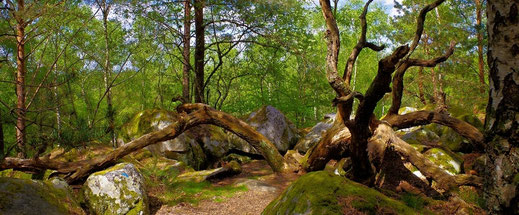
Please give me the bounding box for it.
[194,0,205,103]
[483,0,519,213]
[303,0,483,193]
[182,0,192,103]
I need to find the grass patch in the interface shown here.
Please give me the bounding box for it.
[140,158,247,206]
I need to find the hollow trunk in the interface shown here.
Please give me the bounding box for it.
[483,1,519,213]
[182,0,191,103]
[15,0,26,158]
[194,0,205,103]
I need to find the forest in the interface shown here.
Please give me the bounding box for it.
[0,0,517,214]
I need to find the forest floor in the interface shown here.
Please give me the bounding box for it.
[150,160,300,215]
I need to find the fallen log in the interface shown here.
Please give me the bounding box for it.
[0,104,289,183]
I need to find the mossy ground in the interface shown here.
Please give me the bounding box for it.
[140,156,247,206]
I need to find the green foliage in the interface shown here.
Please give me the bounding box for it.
[0,0,488,157]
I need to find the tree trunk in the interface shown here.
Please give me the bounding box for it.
[182,0,191,103]
[15,0,26,158]
[194,0,205,103]
[483,1,519,213]
[417,66,427,105]
[101,0,115,147]
[0,110,4,157]
[475,0,485,90]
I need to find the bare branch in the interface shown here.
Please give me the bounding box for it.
[343,0,385,84]
[388,41,455,115]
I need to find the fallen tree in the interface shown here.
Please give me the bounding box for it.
[0,103,290,184]
[304,0,484,193]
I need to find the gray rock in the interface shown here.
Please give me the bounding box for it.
[294,114,334,153]
[235,179,278,193]
[231,106,301,154]
[0,177,84,215]
[83,163,149,215]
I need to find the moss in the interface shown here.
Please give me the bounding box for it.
[223,153,252,164]
[457,186,484,208]
[410,144,425,153]
[0,177,84,214]
[424,148,461,174]
[262,171,420,215]
[513,173,519,185]
[0,169,33,179]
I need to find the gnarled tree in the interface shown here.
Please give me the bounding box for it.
[304,0,483,192]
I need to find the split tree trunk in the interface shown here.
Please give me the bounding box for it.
[194,0,205,103]
[483,1,519,213]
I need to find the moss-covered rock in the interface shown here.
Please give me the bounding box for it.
[401,127,440,146]
[120,109,235,170]
[262,171,420,215]
[0,177,85,215]
[0,169,33,179]
[231,106,301,154]
[83,163,149,215]
[439,114,483,152]
[294,114,334,154]
[424,148,461,175]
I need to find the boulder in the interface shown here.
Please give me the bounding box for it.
[120,109,233,170]
[423,148,461,175]
[439,114,483,152]
[0,177,84,215]
[231,106,300,154]
[401,127,440,146]
[294,113,335,153]
[263,171,419,215]
[83,163,149,215]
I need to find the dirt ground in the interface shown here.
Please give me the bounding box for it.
[152,160,300,215]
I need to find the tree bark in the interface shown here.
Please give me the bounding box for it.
[475,0,485,89]
[194,0,205,103]
[101,0,115,147]
[483,1,519,213]
[0,104,288,183]
[182,0,191,103]
[15,0,27,158]
[0,110,4,157]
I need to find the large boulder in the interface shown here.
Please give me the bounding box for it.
[120,109,233,170]
[439,114,484,152]
[232,106,301,154]
[294,113,335,154]
[262,171,419,215]
[83,163,149,215]
[0,177,85,215]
